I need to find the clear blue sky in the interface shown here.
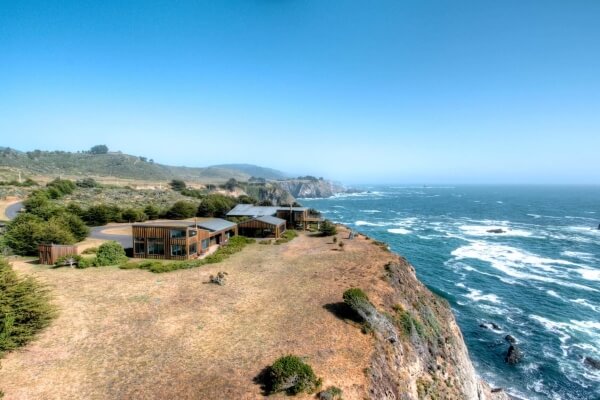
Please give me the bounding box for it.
[1,1,599,184]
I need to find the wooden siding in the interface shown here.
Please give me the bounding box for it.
[237,219,285,238]
[132,225,210,260]
[38,244,78,265]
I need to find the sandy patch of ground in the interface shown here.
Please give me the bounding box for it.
[76,238,107,253]
[0,228,396,400]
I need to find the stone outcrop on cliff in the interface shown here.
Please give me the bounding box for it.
[276,179,346,198]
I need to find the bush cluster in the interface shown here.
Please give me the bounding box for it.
[0,258,55,356]
[318,386,343,400]
[273,230,298,245]
[94,241,128,266]
[267,355,321,395]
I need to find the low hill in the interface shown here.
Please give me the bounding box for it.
[209,163,289,180]
[0,148,280,183]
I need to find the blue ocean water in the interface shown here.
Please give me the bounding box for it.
[303,185,600,400]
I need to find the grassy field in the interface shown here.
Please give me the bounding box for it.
[0,227,397,399]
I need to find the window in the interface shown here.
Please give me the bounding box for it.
[189,242,197,254]
[134,241,145,254]
[170,229,186,238]
[201,239,210,250]
[147,238,165,255]
[188,229,197,237]
[171,244,185,256]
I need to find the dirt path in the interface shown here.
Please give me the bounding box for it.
[0,229,396,400]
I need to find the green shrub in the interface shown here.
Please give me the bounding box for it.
[0,258,55,356]
[319,220,337,236]
[94,241,128,266]
[392,304,425,337]
[318,386,343,400]
[4,213,76,256]
[54,254,95,269]
[268,355,321,395]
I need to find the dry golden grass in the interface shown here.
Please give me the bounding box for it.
[0,228,397,400]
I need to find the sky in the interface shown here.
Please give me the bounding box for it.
[1,1,599,184]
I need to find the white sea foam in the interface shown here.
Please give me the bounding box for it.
[388,228,411,235]
[527,213,542,218]
[355,220,386,227]
[451,241,598,292]
[360,209,381,213]
[546,290,562,299]
[571,298,600,313]
[577,268,600,281]
[464,288,502,304]
[458,224,534,237]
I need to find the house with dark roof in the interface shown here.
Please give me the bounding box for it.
[131,218,238,260]
[226,204,321,230]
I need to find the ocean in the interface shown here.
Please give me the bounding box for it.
[303,185,600,400]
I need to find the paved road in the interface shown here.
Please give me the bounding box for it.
[5,201,23,220]
[89,225,133,249]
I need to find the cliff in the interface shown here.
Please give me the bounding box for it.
[362,253,509,399]
[276,178,346,198]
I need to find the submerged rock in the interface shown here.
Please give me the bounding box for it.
[486,228,506,234]
[584,356,600,370]
[505,345,523,365]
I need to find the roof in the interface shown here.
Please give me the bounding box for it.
[133,220,195,228]
[226,204,279,217]
[132,218,236,232]
[254,215,287,226]
[195,218,237,232]
[277,206,309,212]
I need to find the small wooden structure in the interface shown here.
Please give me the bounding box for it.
[132,219,238,260]
[227,205,322,230]
[38,243,78,265]
[237,216,287,238]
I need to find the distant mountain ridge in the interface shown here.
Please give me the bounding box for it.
[0,147,288,182]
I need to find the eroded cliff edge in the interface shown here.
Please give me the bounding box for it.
[358,240,509,400]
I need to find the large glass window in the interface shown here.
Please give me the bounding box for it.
[170,229,186,238]
[188,229,198,237]
[134,241,145,254]
[171,244,185,256]
[201,239,210,250]
[189,242,197,254]
[147,238,165,255]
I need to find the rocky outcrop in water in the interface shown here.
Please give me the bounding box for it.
[584,356,600,370]
[505,345,523,365]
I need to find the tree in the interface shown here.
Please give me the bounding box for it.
[258,199,274,207]
[169,179,187,191]
[165,201,197,219]
[89,145,108,154]
[121,208,146,222]
[196,194,236,218]
[223,178,238,191]
[144,204,161,220]
[319,220,337,236]
[0,257,55,355]
[3,214,46,255]
[50,212,89,242]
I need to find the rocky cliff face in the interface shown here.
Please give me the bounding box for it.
[276,179,346,199]
[362,252,509,400]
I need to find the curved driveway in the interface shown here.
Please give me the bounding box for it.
[5,201,23,220]
[89,224,133,249]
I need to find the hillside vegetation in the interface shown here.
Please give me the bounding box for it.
[0,147,285,183]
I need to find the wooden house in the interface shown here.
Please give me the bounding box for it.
[237,215,287,238]
[227,205,321,230]
[131,218,237,260]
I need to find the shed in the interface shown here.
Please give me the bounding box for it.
[38,243,78,265]
[237,216,287,238]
